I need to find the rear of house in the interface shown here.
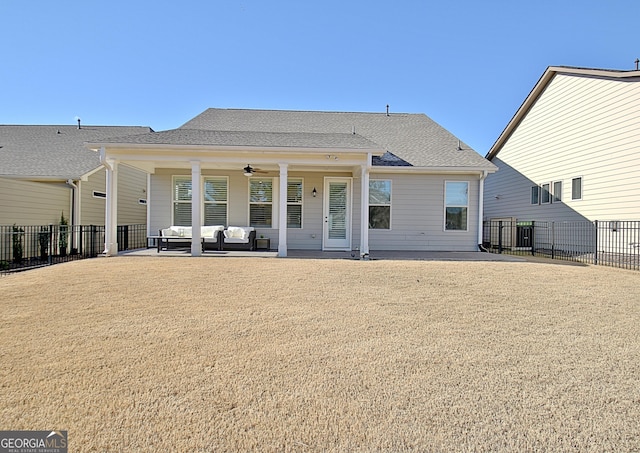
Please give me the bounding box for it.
[89,108,496,256]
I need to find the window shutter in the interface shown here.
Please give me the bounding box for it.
[174,177,192,201]
[204,178,227,202]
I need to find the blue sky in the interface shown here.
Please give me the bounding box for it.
[1,1,637,154]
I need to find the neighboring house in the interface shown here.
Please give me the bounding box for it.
[483,66,640,250]
[87,108,496,257]
[0,124,152,227]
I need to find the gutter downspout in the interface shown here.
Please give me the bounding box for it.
[478,171,488,252]
[66,179,79,252]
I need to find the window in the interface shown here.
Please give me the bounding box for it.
[369,180,391,229]
[572,177,582,200]
[445,181,468,231]
[553,181,562,203]
[249,179,273,227]
[531,186,540,205]
[541,183,551,204]
[204,177,228,226]
[287,179,303,228]
[172,176,192,226]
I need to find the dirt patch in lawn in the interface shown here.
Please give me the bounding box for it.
[1,257,639,451]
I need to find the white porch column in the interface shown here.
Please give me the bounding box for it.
[191,160,202,257]
[359,163,370,257]
[278,163,288,257]
[478,171,488,250]
[103,157,119,256]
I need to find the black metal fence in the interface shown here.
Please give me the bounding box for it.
[483,220,640,271]
[0,224,147,274]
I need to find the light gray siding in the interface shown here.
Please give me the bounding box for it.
[150,170,481,251]
[485,72,640,222]
[79,166,149,226]
[370,173,480,251]
[0,178,70,225]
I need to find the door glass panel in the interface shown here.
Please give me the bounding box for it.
[328,182,347,239]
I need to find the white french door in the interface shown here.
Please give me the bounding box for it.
[323,178,352,250]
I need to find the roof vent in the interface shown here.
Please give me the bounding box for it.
[386,104,390,116]
[75,116,81,129]
[457,140,462,151]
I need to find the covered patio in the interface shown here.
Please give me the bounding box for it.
[88,129,385,258]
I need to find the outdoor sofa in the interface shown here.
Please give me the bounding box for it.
[158,225,224,252]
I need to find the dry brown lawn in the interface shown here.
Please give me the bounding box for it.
[1,256,639,452]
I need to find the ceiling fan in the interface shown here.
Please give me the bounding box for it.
[243,164,268,176]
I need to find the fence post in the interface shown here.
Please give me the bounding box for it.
[48,224,53,265]
[594,220,598,266]
[498,221,503,253]
[531,221,535,256]
[551,222,555,259]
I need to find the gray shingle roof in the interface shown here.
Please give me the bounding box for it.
[93,128,383,150]
[0,125,152,179]
[181,108,495,169]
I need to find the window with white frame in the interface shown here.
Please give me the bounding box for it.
[369,180,391,229]
[531,186,540,205]
[572,177,582,200]
[553,181,562,203]
[249,178,273,228]
[204,177,228,226]
[444,181,468,231]
[541,183,551,204]
[287,179,303,228]
[172,176,192,226]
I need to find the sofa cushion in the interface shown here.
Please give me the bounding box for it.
[161,228,176,237]
[200,226,217,238]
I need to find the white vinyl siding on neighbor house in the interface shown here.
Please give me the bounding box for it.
[0,177,71,225]
[484,72,640,223]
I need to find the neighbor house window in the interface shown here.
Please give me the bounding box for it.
[287,179,303,228]
[369,180,391,229]
[541,183,551,204]
[444,181,468,231]
[553,181,562,203]
[172,176,192,226]
[204,177,228,226]
[531,186,540,205]
[249,178,273,228]
[572,177,582,200]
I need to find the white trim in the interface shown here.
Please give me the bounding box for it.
[323,177,353,251]
[278,164,288,257]
[190,161,202,256]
